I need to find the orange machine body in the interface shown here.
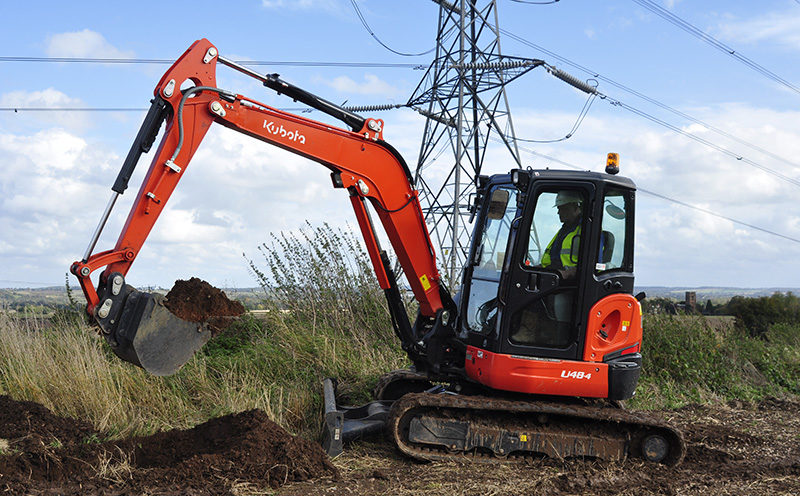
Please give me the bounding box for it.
[465,293,642,398]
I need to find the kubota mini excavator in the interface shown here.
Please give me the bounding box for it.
[71,39,684,465]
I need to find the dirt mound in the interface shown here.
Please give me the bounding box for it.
[0,396,102,487]
[0,397,337,495]
[0,395,98,452]
[122,409,338,488]
[164,277,246,334]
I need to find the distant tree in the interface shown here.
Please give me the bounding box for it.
[704,300,714,315]
[641,297,678,315]
[722,292,800,337]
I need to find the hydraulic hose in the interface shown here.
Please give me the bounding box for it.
[169,85,235,165]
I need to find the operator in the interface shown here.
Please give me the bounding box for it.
[512,191,583,345]
[541,190,582,280]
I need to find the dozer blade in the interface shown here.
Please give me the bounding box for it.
[94,274,211,376]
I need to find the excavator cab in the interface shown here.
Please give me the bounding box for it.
[460,168,642,400]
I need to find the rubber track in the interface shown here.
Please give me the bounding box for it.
[387,392,686,466]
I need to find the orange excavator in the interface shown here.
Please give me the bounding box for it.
[71,39,684,465]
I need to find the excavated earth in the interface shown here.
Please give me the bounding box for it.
[2,396,799,495]
[0,396,338,495]
[164,277,246,335]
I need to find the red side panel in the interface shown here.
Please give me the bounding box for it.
[582,293,643,362]
[465,346,609,398]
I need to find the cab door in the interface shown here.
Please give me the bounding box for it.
[498,182,595,360]
[460,184,519,340]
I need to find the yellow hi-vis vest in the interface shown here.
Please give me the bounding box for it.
[542,224,581,269]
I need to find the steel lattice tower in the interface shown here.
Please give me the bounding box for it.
[408,0,541,284]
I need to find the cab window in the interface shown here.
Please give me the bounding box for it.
[596,188,629,273]
[466,187,517,334]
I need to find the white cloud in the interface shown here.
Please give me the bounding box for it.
[0,128,119,286]
[0,128,107,176]
[45,29,134,59]
[150,209,228,244]
[712,9,800,49]
[114,125,355,287]
[1,94,799,289]
[1,88,80,109]
[0,89,90,130]
[318,74,405,98]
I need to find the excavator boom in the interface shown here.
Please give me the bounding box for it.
[71,39,452,375]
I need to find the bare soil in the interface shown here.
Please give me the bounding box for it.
[0,396,337,495]
[164,277,246,335]
[281,397,800,496]
[2,396,798,495]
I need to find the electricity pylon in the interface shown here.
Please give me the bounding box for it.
[409,0,541,285]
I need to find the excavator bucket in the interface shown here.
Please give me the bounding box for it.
[93,274,211,376]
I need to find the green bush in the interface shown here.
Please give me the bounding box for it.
[722,292,800,336]
[631,314,800,409]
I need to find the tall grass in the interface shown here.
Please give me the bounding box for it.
[0,224,406,439]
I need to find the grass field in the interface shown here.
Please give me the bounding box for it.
[1,225,797,440]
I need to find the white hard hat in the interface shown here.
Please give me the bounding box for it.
[554,191,582,207]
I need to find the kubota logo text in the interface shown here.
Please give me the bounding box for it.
[561,370,592,380]
[263,120,306,144]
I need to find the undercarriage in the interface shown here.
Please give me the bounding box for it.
[322,372,685,465]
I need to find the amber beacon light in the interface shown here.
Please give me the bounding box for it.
[606,152,620,175]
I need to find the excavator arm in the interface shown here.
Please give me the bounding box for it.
[71,39,454,375]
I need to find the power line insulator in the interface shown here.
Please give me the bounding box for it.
[413,107,456,128]
[451,59,544,71]
[342,103,404,112]
[548,66,598,95]
[431,0,464,14]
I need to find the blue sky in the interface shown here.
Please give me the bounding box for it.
[1,0,799,290]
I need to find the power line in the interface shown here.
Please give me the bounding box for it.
[636,188,800,244]
[588,74,800,172]
[493,28,800,186]
[604,97,800,188]
[630,0,800,96]
[349,0,435,57]
[510,143,800,244]
[6,79,799,189]
[0,56,426,69]
[509,91,597,143]
[510,0,560,4]
[497,26,800,171]
[10,78,798,190]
